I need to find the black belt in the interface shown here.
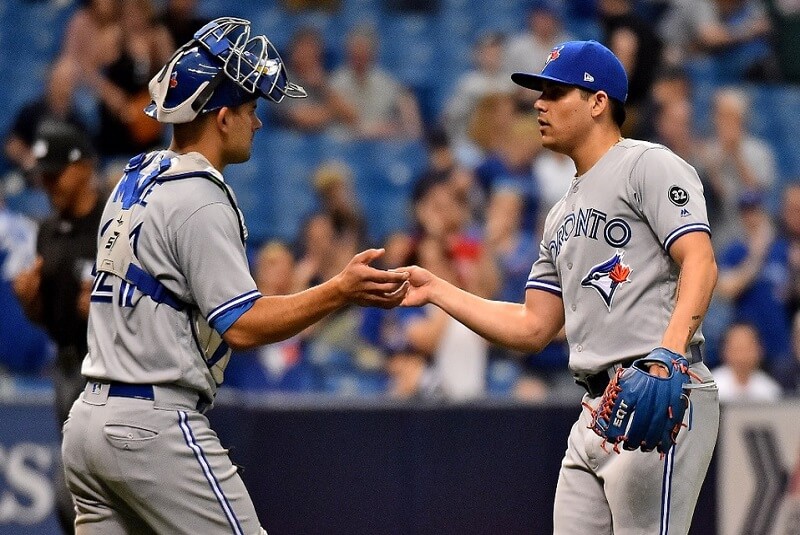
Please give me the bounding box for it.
[575,344,704,398]
[107,381,210,412]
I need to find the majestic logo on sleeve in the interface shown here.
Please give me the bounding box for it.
[581,251,632,310]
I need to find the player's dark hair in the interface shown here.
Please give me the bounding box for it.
[579,89,626,128]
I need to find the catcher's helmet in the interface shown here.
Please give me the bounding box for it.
[145,17,306,124]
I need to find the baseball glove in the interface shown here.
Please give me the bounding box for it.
[586,348,695,455]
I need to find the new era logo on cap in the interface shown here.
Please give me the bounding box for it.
[510,40,629,103]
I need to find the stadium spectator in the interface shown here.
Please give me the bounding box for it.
[598,0,663,137]
[311,160,366,248]
[385,345,442,399]
[224,241,313,392]
[474,115,543,232]
[4,58,86,183]
[700,87,777,250]
[764,0,800,83]
[403,176,499,399]
[61,0,122,86]
[712,322,782,402]
[273,27,357,133]
[782,182,800,317]
[158,0,210,48]
[773,310,800,395]
[12,120,103,534]
[715,190,791,374]
[504,1,574,76]
[89,0,174,161]
[459,92,518,169]
[330,25,423,140]
[659,0,778,81]
[442,32,516,157]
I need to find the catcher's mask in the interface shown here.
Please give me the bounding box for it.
[144,17,307,124]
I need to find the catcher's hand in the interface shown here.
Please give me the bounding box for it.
[586,348,694,455]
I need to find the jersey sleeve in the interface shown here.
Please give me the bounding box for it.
[175,202,260,335]
[628,147,711,253]
[526,238,562,297]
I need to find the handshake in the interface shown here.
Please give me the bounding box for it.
[334,248,431,310]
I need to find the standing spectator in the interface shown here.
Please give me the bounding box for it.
[598,0,662,137]
[158,0,210,48]
[715,191,791,373]
[505,1,574,76]
[4,58,86,182]
[91,0,174,160]
[701,87,777,250]
[712,322,782,402]
[272,27,357,133]
[442,32,516,154]
[330,25,423,140]
[12,120,103,534]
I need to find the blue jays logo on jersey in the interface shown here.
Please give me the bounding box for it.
[581,251,632,310]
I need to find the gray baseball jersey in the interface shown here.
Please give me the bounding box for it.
[83,150,260,402]
[63,150,269,534]
[526,139,719,535]
[526,138,710,374]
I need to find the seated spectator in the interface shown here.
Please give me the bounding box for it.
[782,182,800,317]
[700,87,777,250]
[272,27,357,133]
[311,160,366,248]
[442,32,516,155]
[158,0,210,47]
[474,116,543,232]
[505,1,574,75]
[659,0,778,81]
[598,0,662,137]
[401,176,500,400]
[458,92,518,169]
[763,0,800,83]
[716,191,791,373]
[61,0,122,86]
[224,241,313,392]
[712,322,782,402]
[385,346,443,400]
[329,25,423,140]
[4,58,86,183]
[89,0,174,160]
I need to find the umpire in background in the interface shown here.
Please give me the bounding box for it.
[12,119,104,534]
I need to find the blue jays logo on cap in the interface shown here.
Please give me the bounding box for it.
[544,46,563,67]
[581,251,632,310]
[511,40,629,103]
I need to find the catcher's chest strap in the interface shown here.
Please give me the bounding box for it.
[575,343,704,398]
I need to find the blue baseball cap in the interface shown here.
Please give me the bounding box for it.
[511,40,628,103]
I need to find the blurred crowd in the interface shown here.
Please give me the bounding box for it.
[2,0,800,405]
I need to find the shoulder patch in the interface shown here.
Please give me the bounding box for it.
[668,185,689,206]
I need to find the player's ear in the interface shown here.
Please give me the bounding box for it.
[590,91,610,119]
[216,107,231,132]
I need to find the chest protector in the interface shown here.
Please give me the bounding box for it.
[96,152,248,385]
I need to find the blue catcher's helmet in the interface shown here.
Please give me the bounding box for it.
[145,17,306,124]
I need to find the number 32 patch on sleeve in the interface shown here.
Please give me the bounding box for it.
[668,185,689,206]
